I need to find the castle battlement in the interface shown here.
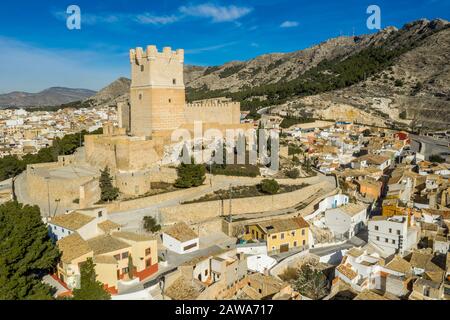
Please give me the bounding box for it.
[186,97,239,108]
[186,102,240,108]
[129,45,184,65]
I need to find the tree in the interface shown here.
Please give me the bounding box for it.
[174,163,206,188]
[429,154,445,163]
[399,110,407,119]
[143,216,161,233]
[72,258,111,300]
[0,201,60,300]
[0,155,25,181]
[288,145,302,158]
[99,166,119,202]
[0,129,100,182]
[293,264,329,300]
[260,179,279,195]
[127,255,134,279]
[285,168,300,179]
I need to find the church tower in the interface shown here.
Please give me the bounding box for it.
[128,45,186,137]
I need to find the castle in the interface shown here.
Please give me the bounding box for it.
[21,45,250,214]
[84,45,246,172]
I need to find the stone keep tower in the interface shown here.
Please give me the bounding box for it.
[129,45,186,137]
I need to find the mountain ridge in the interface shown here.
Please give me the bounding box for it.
[2,18,448,130]
[0,87,96,108]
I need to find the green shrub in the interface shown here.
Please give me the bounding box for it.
[285,168,300,179]
[175,163,206,188]
[143,216,161,233]
[259,179,280,195]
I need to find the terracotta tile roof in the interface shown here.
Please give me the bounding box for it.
[97,220,121,233]
[336,264,358,280]
[57,233,92,263]
[336,203,367,217]
[385,255,411,274]
[410,251,444,272]
[87,235,130,255]
[163,222,198,242]
[354,290,388,300]
[94,255,118,265]
[181,248,233,266]
[422,209,450,220]
[113,231,156,242]
[346,248,364,258]
[255,217,309,235]
[165,276,204,300]
[356,154,390,165]
[247,273,287,290]
[50,212,94,231]
[424,271,444,283]
[239,286,262,300]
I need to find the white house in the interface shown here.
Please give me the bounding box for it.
[368,215,419,256]
[247,254,277,274]
[421,209,450,225]
[324,203,368,239]
[351,154,391,171]
[237,242,268,256]
[334,249,411,293]
[162,222,199,254]
[48,207,120,241]
[304,194,349,221]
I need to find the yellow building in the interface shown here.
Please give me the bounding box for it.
[56,231,158,295]
[245,217,310,253]
[382,199,417,225]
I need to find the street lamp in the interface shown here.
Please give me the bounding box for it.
[45,176,51,218]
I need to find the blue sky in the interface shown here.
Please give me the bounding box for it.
[0,0,448,93]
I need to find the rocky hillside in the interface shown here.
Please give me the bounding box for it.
[86,77,131,107]
[0,87,96,108]
[88,18,449,130]
[285,19,450,130]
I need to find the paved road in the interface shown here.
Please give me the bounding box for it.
[410,134,450,158]
[108,176,261,231]
[15,165,335,233]
[109,174,335,232]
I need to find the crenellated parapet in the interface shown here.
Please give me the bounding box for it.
[129,45,184,65]
[184,97,241,125]
[186,97,240,108]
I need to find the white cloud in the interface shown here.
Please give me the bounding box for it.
[179,3,252,22]
[53,11,120,26]
[250,42,259,47]
[280,21,299,28]
[134,14,179,25]
[185,42,237,54]
[53,10,179,26]
[53,3,253,27]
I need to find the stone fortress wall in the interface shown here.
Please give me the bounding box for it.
[184,97,241,126]
[159,181,329,225]
[19,44,250,214]
[129,45,186,136]
[25,160,98,214]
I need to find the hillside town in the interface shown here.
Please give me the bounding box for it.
[1,42,449,303]
[1,105,449,300]
[0,107,116,158]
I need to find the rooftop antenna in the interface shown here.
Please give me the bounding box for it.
[228,183,232,223]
